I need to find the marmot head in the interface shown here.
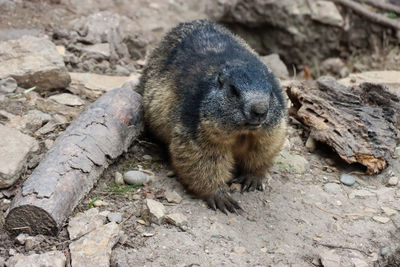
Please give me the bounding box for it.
[200,61,286,132]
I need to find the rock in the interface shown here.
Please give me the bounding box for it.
[340,173,356,186]
[68,208,106,240]
[15,233,28,245]
[351,258,368,267]
[143,154,152,160]
[24,235,44,251]
[142,199,166,225]
[380,247,389,256]
[260,54,289,79]
[0,35,71,91]
[114,65,130,76]
[0,29,42,42]
[80,43,111,58]
[121,79,139,91]
[70,72,140,92]
[0,125,39,188]
[309,1,343,26]
[305,136,317,152]
[6,251,66,267]
[382,207,397,216]
[166,170,175,177]
[69,222,120,267]
[48,93,84,106]
[0,256,4,267]
[0,77,18,93]
[44,139,54,150]
[388,176,399,186]
[114,171,125,185]
[372,216,390,224]
[107,212,123,224]
[55,45,66,56]
[323,183,341,195]
[319,250,341,267]
[339,71,400,92]
[165,191,183,204]
[123,170,149,185]
[349,189,375,199]
[232,246,246,254]
[273,150,309,174]
[321,58,345,75]
[165,213,188,229]
[93,199,108,207]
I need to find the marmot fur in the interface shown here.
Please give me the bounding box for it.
[138,19,287,213]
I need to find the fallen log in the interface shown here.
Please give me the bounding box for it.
[287,77,400,174]
[5,87,143,236]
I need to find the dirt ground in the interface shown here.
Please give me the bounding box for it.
[1,0,400,266]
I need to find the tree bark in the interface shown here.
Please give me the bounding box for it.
[5,87,143,236]
[287,77,400,174]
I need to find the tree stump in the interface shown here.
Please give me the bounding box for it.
[286,77,400,174]
[5,87,143,236]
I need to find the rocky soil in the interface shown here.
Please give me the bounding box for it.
[0,0,400,266]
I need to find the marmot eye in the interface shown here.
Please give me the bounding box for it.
[230,85,240,98]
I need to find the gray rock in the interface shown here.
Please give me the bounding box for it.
[48,93,84,106]
[24,235,45,251]
[123,170,149,185]
[80,43,111,58]
[349,189,375,199]
[107,212,123,223]
[319,250,341,267]
[68,208,106,240]
[388,176,399,186]
[6,251,66,267]
[323,183,341,194]
[0,256,4,267]
[260,54,289,79]
[114,171,124,185]
[44,139,54,150]
[372,216,390,224]
[165,213,188,229]
[0,29,42,42]
[322,57,345,75]
[15,233,28,245]
[142,199,166,225]
[143,154,152,160]
[0,125,39,188]
[165,191,183,204]
[340,173,356,186]
[380,247,389,256]
[351,258,368,267]
[273,150,309,174]
[309,1,344,26]
[114,65,130,76]
[70,222,120,267]
[0,77,17,93]
[0,35,71,91]
[305,136,317,152]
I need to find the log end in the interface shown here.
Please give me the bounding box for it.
[5,205,58,236]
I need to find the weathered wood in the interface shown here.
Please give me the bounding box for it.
[5,87,143,236]
[287,77,400,174]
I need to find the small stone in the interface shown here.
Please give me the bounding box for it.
[349,189,375,199]
[230,183,242,192]
[380,247,389,256]
[372,216,390,224]
[93,200,108,207]
[142,199,165,225]
[55,45,66,56]
[323,183,341,194]
[68,208,106,240]
[165,191,182,204]
[305,136,317,152]
[114,65,130,76]
[260,54,289,79]
[0,77,17,93]
[15,233,28,245]
[166,170,175,177]
[44,139,54,150]
[143,154,152,160]
[142,232,155,237]
[232,246,246,254]
[107,212,123,223]
[48,93,84,106]
[24,236,44,251]
[6,251,66,267]
[319,250,341,267]
[388,176,399,186]
[340,173,356,186]
[382,207,397,216]
[123,170,149,185]
[351,258,368,267]
[114,171,124,185]
[165,213,188,228]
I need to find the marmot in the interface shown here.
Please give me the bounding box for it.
[138,19,287,213]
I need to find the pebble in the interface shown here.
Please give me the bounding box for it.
[48,93,84,106]
[232,246,246,254]
[166,170,175,177]
[114,171,125,185]
[165,191,182,204]
[382,206,396,216]
[44,139,54,150]
[93,200,108,207]
[107,212,123,223]
[123,170,149,185]
[323,183,341,194]
[340,173,356,186]
[142,199,165,225]
[0,77,18,93]
[165,213,188,229]
[380,247,389,256]
[305,136,317,152]
[388,176,399,186]
[15,233,28,245]
[142,154,152,160]
[372,216,390,224]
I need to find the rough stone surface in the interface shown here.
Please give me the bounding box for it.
[273,150,309,174]
[48,93,84,106]
[165,191,183,204]
[142,199,166,225]
[165,213,188,228]
[260,54,289,79]
[309,0,343,26]
[68,208,106,240]
[0,77,18,93]
[70,222,120,267]
[349,189,376,199]
[340,173,356,186]
[70,72,140,93]
[0,35,71,90]
[0,125,38,188]
[107,212,123,224]
[6,251,66,267]
[339,71,400,92]
[372,216,390,224]
[319,250,341,267]
[388,176,399,186]
[323,183,341,195]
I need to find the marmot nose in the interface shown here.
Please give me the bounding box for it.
[250,100,268,122]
